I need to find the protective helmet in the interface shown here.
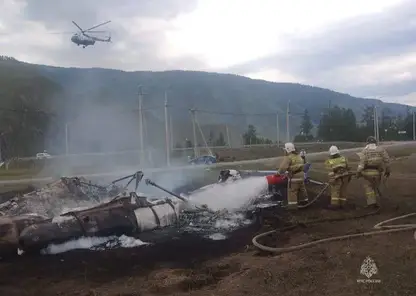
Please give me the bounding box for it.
[329,145,340,156]
[366,136,377,144]
[283,142,295,153]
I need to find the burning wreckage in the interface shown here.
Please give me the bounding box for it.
[0,164,327,257]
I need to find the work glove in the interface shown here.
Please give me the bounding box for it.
[384,171,390,178]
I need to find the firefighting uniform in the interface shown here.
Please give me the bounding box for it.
[356,144,390,206]
[278,152,308,209]
[325,155,351,207]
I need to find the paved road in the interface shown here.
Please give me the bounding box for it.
[0,141,414,185]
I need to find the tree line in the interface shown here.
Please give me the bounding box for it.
[297,105,415,142]
[176,103,416,150]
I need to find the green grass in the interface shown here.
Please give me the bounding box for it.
[0,168,47,181]
[0,168,41,176]
[0,143,413,182]
[0,184,33,193]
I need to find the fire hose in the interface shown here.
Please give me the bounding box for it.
[252,212,416,254]
[252,172,416,254]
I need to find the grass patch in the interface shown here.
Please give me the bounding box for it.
[0,168,45,181]
[0,184,33,193]
[0,168,41,176]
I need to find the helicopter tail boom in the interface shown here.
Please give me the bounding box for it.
[84,33,111,43]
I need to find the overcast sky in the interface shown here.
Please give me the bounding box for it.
[1,0,416,105]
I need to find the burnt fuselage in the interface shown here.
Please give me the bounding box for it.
[18,195,184,252]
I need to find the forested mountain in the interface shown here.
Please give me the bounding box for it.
[0,57,413,158]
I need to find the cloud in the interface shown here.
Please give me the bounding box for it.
[0,0,205,70]
[384,92,416,106]
[1,0,416,106]
[224,0,416,104]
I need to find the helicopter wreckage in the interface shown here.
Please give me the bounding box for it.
[0,164,328,258]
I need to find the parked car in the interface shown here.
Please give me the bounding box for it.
[36,152,52,159]
[188,155,217,165]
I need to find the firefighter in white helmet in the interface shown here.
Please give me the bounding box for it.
[277,142,308,209]
[324,145,351,209]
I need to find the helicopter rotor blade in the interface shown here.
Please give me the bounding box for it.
[85,30,108,33]
[49,31,76,35]
[85,20,111,32]
[72,21,84,33]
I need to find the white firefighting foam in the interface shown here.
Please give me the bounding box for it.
[41,235,148,255]
[188,176,268,212]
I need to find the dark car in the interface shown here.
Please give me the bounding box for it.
[188,155,217,165]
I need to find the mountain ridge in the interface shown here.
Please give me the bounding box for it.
[0,57,413,155]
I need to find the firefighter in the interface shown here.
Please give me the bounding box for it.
[277,142,308,209]
[356,136,390,208]
[325,145,351,210]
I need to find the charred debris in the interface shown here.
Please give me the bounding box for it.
[0,171,262,257]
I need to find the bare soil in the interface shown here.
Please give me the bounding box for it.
[0,144,415,296]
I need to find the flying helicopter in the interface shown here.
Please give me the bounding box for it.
[66,20,112,48]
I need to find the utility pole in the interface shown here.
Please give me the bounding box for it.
[65,123,69,155]
[170,114,174,150]
[376,107,380,141]
[373,105,380,142]
[138,85,145,165]
[413,111,415,141]
[225,125,231,147]
[373,105,376,141]
[276,113,280,147]
[164,91,170,166]
[286,100,290,142]
[190,108,198,158]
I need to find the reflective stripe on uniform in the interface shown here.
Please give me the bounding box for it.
[362,169,380,176]
[288,201,298,205]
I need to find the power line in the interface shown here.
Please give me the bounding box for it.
[0,103,304,118]
[169,105,305,117]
